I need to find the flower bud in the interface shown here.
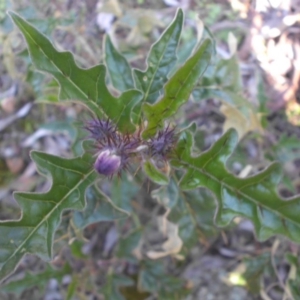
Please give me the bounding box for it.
[94,149,121,176]
[149,126,176,158]
[84,118,116,142]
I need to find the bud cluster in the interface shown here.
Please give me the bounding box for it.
[85,118,177,177]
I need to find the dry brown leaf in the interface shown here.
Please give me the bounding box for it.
[147,210,183,260]
[220,103,263,139]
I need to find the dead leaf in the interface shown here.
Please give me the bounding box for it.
[220,103,263,139]
[97,0,122,16]
[228,32,238,57]
[147,210,183,260]
[195,17,204,45]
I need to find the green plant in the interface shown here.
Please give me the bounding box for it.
[1,7,300,298]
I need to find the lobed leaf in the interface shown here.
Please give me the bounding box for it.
[134,8,183,105]
[152,180,217,249]
[142,38,213,138]
[104,35,135,92]
[9,11,142,133]
[72,185,128,230]
[0,151,97,282]
[177,128,300,243]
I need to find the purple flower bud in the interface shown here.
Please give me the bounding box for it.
[84,118,116,142]
[94,149,121,176]
[149,126,176,158]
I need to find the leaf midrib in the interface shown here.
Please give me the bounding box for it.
[153,40,211,117]
[4,167,95,267]
[181,151,300,231]
[14,14,102,116]
[142,24,180,105]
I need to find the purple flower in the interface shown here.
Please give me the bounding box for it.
[86,117,177,178]
[94,149,121,176]
[149,126,176,158]
[85,118,116,142]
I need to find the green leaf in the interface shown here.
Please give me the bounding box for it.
[143,39,213,138]
[72,185,128,229]
[134,8,183,104]
[143,161,169,185]
[269,134,300,164]
[151,178,178,208]
[116,228,142,262]
[0,150,97,282]
[101,273,134,300]
[215,55,242,92]
[286,253,300,299]
[257,75,268,128]
[289,278,300,298]
[196,89,253,116]
[138,260,188,298]
[242,253,271,294]
[66,274,78,300]
[104,35,135,92]
[9,11,142,133]
[172,189,217,249]
[70,239,87,259]
[1,264,71,294]
[177,128,300,243]
[152,180,217,249]
[109,174,139,213]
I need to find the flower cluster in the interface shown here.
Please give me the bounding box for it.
[85,119,177,177]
